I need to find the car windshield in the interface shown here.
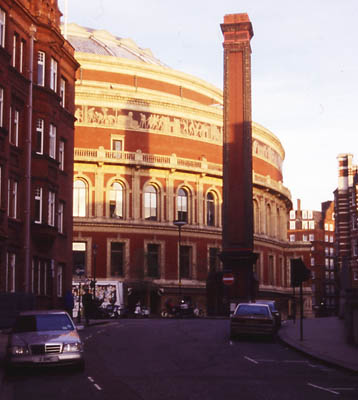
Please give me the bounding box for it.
[235,305,269,317]
[13,314,74,333]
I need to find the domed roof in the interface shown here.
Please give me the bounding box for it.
[63,23,168,67]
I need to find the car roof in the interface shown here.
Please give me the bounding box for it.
[237,303,270,308]
[256,300,275,304]
[18,310,69,316]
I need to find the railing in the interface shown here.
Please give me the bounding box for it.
[74,147,291,199]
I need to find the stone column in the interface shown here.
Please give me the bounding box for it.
[219,14,258,303]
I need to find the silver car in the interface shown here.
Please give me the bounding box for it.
[5,310,85,371]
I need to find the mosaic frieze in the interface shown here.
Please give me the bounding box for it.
[75,106,222,144]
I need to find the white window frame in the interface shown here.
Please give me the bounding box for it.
[34,187,43,224]
[302,210,308,219]
[289,221,296,230]
[57,265,63,297]
[309,221,315,229]
[20,39,24,73]
[12,34,17,68]
[58,201,64,233]
[289,210,295,220]
[49,124,56,159]
[109,182,123,218]
[35,118,44,154]
[0,8,5,48]
[302,220,308,229]
[73,180,87,217]
[289,234,295,242]
[48,191,56,226]
[10,109,19,146]
[59,140,65,170]
[60,77,66,107]
[50,58,58,92]
[8,179,17,218]
[37,51,45,86]
[309,234,314,241]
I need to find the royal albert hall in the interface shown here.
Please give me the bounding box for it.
[67,24,311,317]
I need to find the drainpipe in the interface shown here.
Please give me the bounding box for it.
[24,25,36,293]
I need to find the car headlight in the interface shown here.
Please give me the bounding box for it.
[9,345,30,355]
[63,342,82,352]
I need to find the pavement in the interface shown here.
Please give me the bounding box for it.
[0,316,357,398]
[278,316,358,373]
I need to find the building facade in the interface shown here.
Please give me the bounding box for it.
[288,199,337,316]
[68,24,310,317]
[0,0,78,309]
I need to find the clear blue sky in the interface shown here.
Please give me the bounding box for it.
[58,0,358,211]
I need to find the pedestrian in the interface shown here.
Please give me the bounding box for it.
[64,289,75,318]
[82,287,93,326]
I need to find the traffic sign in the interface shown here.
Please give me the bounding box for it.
[223,273,235,286]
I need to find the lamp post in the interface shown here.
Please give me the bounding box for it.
[92,244,98,300]
[173,220,187,302]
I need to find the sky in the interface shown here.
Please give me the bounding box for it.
[58,0,358,211]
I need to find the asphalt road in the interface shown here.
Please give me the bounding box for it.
[3,319,358,400]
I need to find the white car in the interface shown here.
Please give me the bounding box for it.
[5,310,85,371]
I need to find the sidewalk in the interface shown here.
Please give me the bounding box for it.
[278,316,358,373]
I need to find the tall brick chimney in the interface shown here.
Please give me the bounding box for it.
[219,14,258,303]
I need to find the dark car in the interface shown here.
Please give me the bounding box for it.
[255,300,281,328]
[230,303,276,339]
[5,310,85,371]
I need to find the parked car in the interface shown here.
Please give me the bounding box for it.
[5,310,85,371]
[255,300,281,328]
[230,303,276,339]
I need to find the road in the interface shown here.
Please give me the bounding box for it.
[3,319,358,399]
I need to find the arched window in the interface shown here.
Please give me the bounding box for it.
[253,200,259,233]
[73,179,87,217]
[207,192,215,226]
[177,188,188,222]
[144,185,157,220]
[110,182,123,218]
[266,203,271,236]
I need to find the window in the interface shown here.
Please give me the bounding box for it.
[325,258,329,267]
[330,259,334,268]
[309,234,314,241]
[49,124,56,158]
[302,210,308,219]
[20,39,25,73]
[73,180,87,217]
[310,257,315,266]
[324,223,329,231]
[12,34,17,68]
[289,234,295,242]
[58,202,64,233]
[289,221,296,230]
[325,234,329,242]
[6,253,16,292]
[330,248,334,256]
[37,51,45,86]
[110,242,124,276]
[110,182,123,218]
[34,187,42,223]
[180,245,191,279]
[147,244,160,278]
[303,235,308,242]
[268,255,274,286]
[0,8,5,48]
[309,221,315,229]
[325,247,329,256]
[330,235,334,243]
[311,270,316,279]
[144,185,157,220]
[354,270,358,281]
[302,221,308,229]
[112,139,122,151]
[206,192,215,226]
[59,140,65,170]
[35,119,44,154]
[329,223,334,232]
[308,210,313,219]
[0,87,3,127]
[60,78,66,107]
[10,109,19,146]
[177,188,188,222]
[48,191,55,226]
[57,264,63,297]
[50,58,58,92]
[289,210,295,220]
[209,247,219,273]
[8,179,18,218]
[72,242,86,276]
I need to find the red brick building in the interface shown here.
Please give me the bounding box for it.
[0,0,78,309]
[288,199,337,316]
[67,23,310,317]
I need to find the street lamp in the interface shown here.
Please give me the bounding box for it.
[92,244,98,300]
[173,220,187,302]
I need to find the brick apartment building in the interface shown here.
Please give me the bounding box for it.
[0,0,78,311]
[288,199,337,316]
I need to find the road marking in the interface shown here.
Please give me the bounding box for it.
[307,383,340,395]
[244,356,259,364]
[88,377,94,383]
[94,384,102,391]
[229,340,233,346]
